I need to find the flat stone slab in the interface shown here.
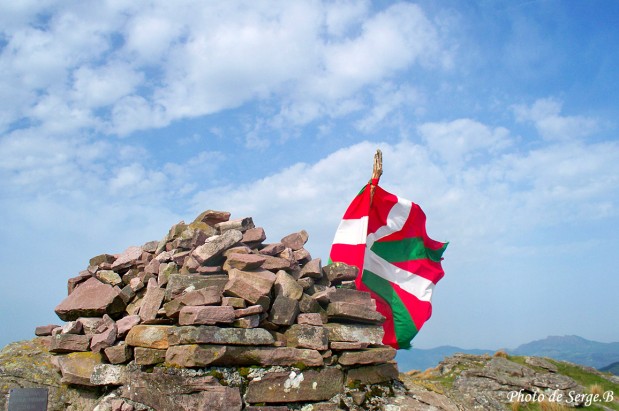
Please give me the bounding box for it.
[191,229,243,264]
[324,323,384,344]
[328,288,373,305]
[178,305,235,325]
[165,344,227,367]
[234,304,263,318]
[49,334,91,353]
[224,268,276,304]
[322,262,358,283]
[259,243,285,256]
[330,341,369,350]
[338,346,396,366]
[245,367,342,403]
[326,301,385,324]
[297,313,323,326]
[193,209,231,225]
[167,326,275,346]
[284,324,328,350]
[165,274,228,301]
[134,347,166,365]
[199,346,324,367]
[125,325,172,349]
[345,363,400,385]
[261,255,295,271]
[90,364,127,386]
[241,227,267,245]
[111,246,143,271]
[280,230,309,251]
[55,277,126,321]
[56,352,104,386]
[298,258,322,278]
[224,253,266,270]
[34,324,60,336]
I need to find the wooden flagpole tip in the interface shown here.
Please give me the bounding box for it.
[371,149,383,183]
[369,149,382,205]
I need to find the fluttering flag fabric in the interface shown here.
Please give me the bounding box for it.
[329,181,447,349]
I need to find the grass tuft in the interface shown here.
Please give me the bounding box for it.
[589,383,604,396]
[539,399,569,411]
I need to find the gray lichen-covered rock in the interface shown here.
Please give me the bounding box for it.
[284,324,329,350]
[324,323,385,344]
[0,338,100,411]
[120,366,242,411]
[56,351,105,386]
[245,367,342,403]
[167,325,274,346]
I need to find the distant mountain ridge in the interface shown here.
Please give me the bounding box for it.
[396,345,494,371]
[509,335,619,370]
[600,362,619,375]
[397,335,619,373]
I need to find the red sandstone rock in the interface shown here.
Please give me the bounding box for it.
[139,280,165,322]
[55,277,126,321]
[269,295,299,326]
[224,268,275,304]
[280,230,309,251]
[35,324,61,336]
[125,325,171,349]
[259,242,285,256]
[111,246,143,271]
[297,313,323,326]
[326,301,385,324]
[241,227,267,245]
[178,305,235,325]
[224,253,266,270]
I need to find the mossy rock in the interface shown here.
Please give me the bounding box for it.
[0,338,101,411]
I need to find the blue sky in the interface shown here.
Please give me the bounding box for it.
[1,0,618,351]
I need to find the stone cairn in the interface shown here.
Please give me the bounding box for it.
[35,210,401,410]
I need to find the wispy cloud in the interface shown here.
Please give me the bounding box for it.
[513,98,600,140]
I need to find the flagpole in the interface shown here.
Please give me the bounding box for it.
[369,149,382,205]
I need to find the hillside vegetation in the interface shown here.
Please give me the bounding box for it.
[401,351,619,410]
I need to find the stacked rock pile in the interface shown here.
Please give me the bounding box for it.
[35,210,401,410]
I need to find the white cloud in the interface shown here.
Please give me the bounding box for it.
[0,130,109,195]
[111,95,167,136]
[0,1,54,30]
[418,118,511,167]
[123,10,184,64]
[190,127,619,264]
[513,98,599,140]
[29,94,97,133]
[304,3,445,101]
[155,2,322,121]
[324,0,370,37]
[71,62,144,108]
[355,83,422,132]
[1,1,451,138]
